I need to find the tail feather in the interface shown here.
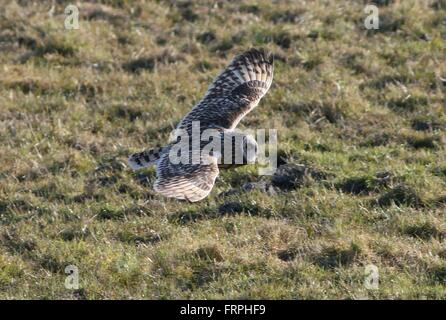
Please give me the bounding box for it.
[128,146,167,170]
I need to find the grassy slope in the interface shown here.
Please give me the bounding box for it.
[0,0,445,299]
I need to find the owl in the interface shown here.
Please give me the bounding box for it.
[128,48,274,202]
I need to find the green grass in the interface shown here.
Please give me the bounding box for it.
[0,0,445,299]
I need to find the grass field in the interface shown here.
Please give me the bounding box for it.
[0,0,445,299]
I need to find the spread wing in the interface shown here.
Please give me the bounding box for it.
[172,48,274,139]
[154,151,219,202]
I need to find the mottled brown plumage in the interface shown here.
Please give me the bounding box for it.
[129,48,274,202]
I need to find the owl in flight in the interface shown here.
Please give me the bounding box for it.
[128,48,274,202]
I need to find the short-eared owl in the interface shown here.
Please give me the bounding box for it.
[128,48,274,202]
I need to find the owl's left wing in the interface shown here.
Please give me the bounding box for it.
[154,151,219,202]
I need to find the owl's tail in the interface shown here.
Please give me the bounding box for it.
[128,146,168,170]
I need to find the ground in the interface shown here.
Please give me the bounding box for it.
[0,0,445,299]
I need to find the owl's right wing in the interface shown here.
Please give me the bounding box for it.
[174,48,274,135]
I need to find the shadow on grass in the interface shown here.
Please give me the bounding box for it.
[335,171,395,195]
[168,201,272,225]
[373,185,425,208]
[403,223,445,241]
[312,244,361,269]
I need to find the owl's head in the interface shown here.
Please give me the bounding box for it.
[241,134,258,164]
[218,131,258,166]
